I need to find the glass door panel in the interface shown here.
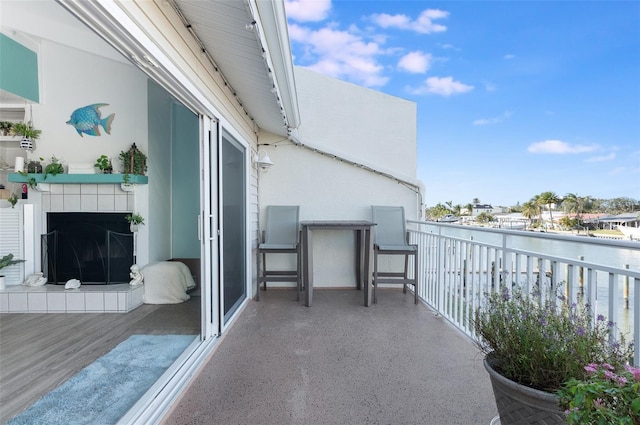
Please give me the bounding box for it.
[220,130,246,322]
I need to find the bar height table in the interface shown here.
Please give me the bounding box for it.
[300,220,376,307]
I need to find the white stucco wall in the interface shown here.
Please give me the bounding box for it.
[257,68,421,287]
[294,67,417,182]
[35,41,149,169]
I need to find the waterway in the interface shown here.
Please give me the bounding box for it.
[438,227,639,270]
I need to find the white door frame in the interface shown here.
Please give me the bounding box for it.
[200,116,219,338]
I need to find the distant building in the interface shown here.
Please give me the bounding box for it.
[471,204,504,216]
[595,213,640,230]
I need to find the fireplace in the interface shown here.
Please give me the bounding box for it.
[43,213,134,285]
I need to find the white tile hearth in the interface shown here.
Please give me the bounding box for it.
[0,284,143,313]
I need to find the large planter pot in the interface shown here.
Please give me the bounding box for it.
[484,353,565,425]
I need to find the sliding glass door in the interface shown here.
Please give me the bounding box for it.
[220,130,246,323]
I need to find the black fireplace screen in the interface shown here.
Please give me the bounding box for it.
[43,213,134,284]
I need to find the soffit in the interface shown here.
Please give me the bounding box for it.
[172,0,289,137]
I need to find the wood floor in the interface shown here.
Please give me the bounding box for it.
[0,297,200,423]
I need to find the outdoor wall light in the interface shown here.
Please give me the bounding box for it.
[253,150,274,171]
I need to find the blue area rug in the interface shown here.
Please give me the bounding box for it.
[8,334,195,425]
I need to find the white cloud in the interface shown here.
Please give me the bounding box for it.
[609,167,626,175]
[527,140,599,154]
[473,111,512,126]
[398,51,432,73]
[286,6,449,88]
[288,23,388,87]
[585,153,616,162]
[371,13,410,28]
[504,54,515,60]
[409,76,474,96]
[284,0,332,22]
[370,9,448,34]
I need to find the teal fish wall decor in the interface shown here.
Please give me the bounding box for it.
[66,103,115,137]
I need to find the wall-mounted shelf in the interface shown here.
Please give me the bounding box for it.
[0,136,20,142]
[0,136,21,147]
[8,173,148,185]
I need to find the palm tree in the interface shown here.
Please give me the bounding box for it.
[531,194,543,225]
[521,200,539,229]
[563,193,588,220]
[445,201,454,214]
[537,191,562,229]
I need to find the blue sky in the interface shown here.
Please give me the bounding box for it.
[283,0,640,207]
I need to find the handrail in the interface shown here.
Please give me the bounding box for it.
[406,220,640,366]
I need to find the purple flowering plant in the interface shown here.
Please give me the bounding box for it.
[558,362,640,424]
[473,286,633,393]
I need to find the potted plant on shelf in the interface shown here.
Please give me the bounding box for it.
[94,155,113,174]
[125,212,145,232]
[473,286,633,425]
[26,159,43,174]
[119,143,147,176]
[0,253,26,290]
[0,121,13,137]
[13,122,41,151]
[43,155,64,179]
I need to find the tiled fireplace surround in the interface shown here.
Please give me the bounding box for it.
[42,182,135,213]
[0,183,143,314]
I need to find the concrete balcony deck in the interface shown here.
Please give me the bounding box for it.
[163,289,498,425]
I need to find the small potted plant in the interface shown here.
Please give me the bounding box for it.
[473,286,633,424]
[559,362,640,424]
[26,160,43,174]
[119,143,147,176]
[125,212,145,232]
[0,253,26,290]
[13,122,41,151]
[44,155,64,178]
[0,121,13,136]
[94,155,113,174]
[7,192,19,208]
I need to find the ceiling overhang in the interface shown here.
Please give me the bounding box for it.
[170,0,300,136]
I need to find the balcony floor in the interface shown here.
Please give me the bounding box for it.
[164,289,498,425]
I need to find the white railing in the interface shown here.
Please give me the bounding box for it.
[407,221,640,367]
